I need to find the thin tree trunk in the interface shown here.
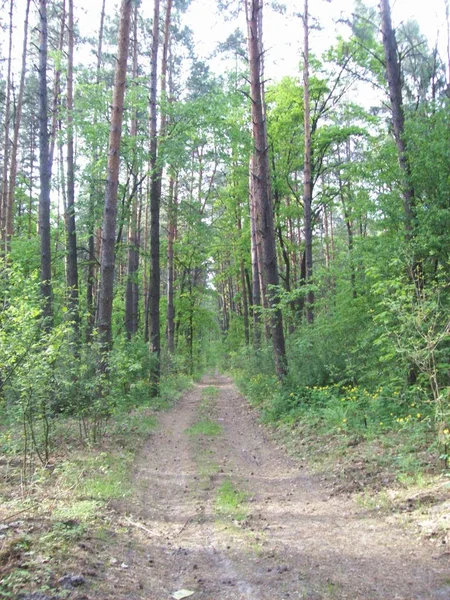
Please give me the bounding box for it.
[303,0,314,323]
[379,0,416,239]
[39,0,52,329]
[249,156,261,348]
[66,0,79,331]
[6,0,30,250]
[245,0,287,378]
[1,0,14,247]
[167,174,177,354]
[125,5,140,340]
[49,0,66,173]
[149,0,161,381]
[86,0,106,342]
[97,0,133,362]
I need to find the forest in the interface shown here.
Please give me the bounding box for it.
[0,0,450,596]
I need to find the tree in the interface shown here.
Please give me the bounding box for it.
[6,0,30,250]
[148,0,162,381]
[245,0,287,378]
[97,0,133,362]
[65,0,79,330]
[125,4,141,340]
[39,0,53,328]
[302,0,314,323]
[379,0,416,242]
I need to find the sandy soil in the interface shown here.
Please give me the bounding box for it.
[92,374,450,600]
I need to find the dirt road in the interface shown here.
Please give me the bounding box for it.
[95,375,450,599]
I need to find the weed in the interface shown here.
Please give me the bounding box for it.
[216,480,248,521]
[202,386,218,400]
[186,419,222,437]
[51,499,100,523]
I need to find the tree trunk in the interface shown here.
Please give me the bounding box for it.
[249,156,261,348]
[49,0,66,174]
[86,0,106,342]
[97,0,133,361]
[167,174,177,354]
[125,5,140,340]
[149,0,161,381]
[245,0,287,378]
[6,0,30,250]
[39,0,52,329]
[1,0,14,247]
[379,0,416,238]
[303,0,314,323]
[66,0,79,331]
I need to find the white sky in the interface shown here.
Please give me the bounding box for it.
[5,0,449,84]
[182,0,449,80]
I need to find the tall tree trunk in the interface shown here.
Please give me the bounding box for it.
[149,0,161,381]
[97,0,133,362]
[39,0,52,329]
[249,156,261,348]
[379,0,416,239]
[49,0,66,174]
[245,0,287,378]
[236,209,250,345]
[167,174,177,354]
[66,0,79,331]
[6,0,30,250]
[125,5,140,340]
[303,0,314,323]
[380,0,421,386]
[1,0,14,247]
[86,0,106,342]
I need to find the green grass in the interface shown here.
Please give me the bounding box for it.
[51,499,101,523]
[216,479,248,521]
[186,419,222,437]
[202,386,219,399]
[55,450,134,501]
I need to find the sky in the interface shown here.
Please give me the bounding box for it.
[182,0,449,81]
[5,0,449,86]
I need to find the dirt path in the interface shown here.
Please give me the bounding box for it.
[95,375,450,600]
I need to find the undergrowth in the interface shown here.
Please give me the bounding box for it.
[230,347,446,485]
[0,370,191,599]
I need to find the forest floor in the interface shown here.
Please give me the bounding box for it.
[2,374,450,599]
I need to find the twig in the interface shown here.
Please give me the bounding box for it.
[3,503,39,522]
[177,515,195,536]
[124,516,161,537]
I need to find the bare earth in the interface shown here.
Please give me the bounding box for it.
[93,374,450,600]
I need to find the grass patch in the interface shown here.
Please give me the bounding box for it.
[51,499,101,523]
[216,479,248,521]
[186,419,222,437]
[202,386,219,399]
[0,374,192,599]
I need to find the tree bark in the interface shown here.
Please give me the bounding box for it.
[86,0,106,342]
[125,5,140,340]
[167,174,177,354]
[303,0,314,323]
[39,0,53,329]
[379,0,416,238]
[97,0,133,361]
[245,0,287,378]
[6,0,30,250]
[149,0,161,381]
[49,0,66,175]
[66,0,79,331]
[249,155,261,348]
[1,0,14,247]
